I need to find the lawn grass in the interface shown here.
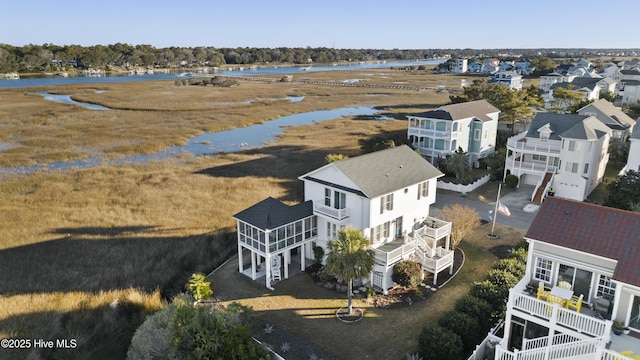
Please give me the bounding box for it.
[212,222,524,360]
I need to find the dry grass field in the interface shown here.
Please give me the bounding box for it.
[0,68,522,359]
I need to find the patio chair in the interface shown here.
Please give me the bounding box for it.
[271,256,282,282]
[537,281,551,300]
[558,281,572,290]
[566,294,583,312]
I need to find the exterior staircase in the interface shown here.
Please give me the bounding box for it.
[532,172,553,204]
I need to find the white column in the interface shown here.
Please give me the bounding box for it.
[238,243,243,273]
[265,253,271,289]
[284,250,290,279]
[300,243,306,270]
[251,251,257,280]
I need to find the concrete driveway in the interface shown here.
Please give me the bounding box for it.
[432,183,539,231]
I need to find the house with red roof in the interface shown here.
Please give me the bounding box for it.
[483,197,640,360]
[233,146,453,292]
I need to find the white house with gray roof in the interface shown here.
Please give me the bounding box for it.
[407,100,500,166]
[578,99,636,142]
[233,146,453,292]
[504,113,611,203]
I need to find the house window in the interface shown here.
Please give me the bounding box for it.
[325,188,346,209]
[474,129,481,141]
[565,162,579,173]
[484,130,488,139]
[326,222,338,240]
[583,163,589,174]
[534,258,552,282]
[380,193,394,213]
[452,122,458,132]
[417,181,429,199]
[370,222,390,243]
[532,154,547,162]
[568,140,576,151]
[597,275,616,299]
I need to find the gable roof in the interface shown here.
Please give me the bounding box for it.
[233,197,314,230]
[551,77,602,91]
[301,145,443,199]
[525,197,640,287]
[526,113,609,141]
[409,100,500,122]
[579,99,636,128]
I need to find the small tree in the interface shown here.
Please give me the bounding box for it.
[445,148,472,184]
[325,228,375,315]
[604,170,640,211]
[392,260,423,288]
[439,204,480,249]
[505,174,519,188]
[186,273,213,301]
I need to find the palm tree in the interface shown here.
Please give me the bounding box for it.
[325,228,375,315]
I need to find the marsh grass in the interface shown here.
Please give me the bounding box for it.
[0,69,454,167]
[0,69,456,358]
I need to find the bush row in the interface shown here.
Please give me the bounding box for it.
[416,240,528,360]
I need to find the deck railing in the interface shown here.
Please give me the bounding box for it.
[415,217,451,240]
[506,134,562,154]
[509,285,609,338]
[373,239,416,266]
[313,201,348,220]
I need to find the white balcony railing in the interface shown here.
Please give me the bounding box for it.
[373,239,417,266]
[509,285,609,338]
[507,134,562,154]
[414,217,452,240]
[313,201,348,221]
[408,127,453,140]
[505,157,557,175]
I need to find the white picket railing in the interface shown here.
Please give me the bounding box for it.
[510,291,609,337]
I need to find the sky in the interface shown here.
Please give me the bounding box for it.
[3,0,640,50]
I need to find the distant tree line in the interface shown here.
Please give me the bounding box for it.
[0,43,449,73]
[1,43,637,74]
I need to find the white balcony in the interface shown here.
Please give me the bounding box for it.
[507,133,562,155]
[408,127,454,140]
[313,200,349,221]
[505,157,557,176]
[508,278,610,338]
[414,217,452,241]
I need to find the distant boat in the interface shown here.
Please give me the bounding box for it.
[176,72,188,77]
[300,67,312,71]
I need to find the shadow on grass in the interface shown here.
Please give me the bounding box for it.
[0,298,153,360]
[0,227,235,299]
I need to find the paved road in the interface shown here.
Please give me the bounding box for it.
[432,185,539,231]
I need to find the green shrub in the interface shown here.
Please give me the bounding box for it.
[392,260,423,288]
[454,295,493,330]
[505,174,519,188]
[417,326,463,360]
[438,311,482,352]
[492,258,526,279]
[507,247,528,263]
[470,280,504,315]
[185,273,213,301]
[312,245,325,264]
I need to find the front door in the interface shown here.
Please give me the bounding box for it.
[394,216,403,238]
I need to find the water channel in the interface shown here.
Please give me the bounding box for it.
[0,60,440,174]
[1,106,383,175]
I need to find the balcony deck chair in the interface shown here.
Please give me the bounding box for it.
[558,281,572,290]
[537,281,551,300]
[270,256,282,282]
[565,294,583,312]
